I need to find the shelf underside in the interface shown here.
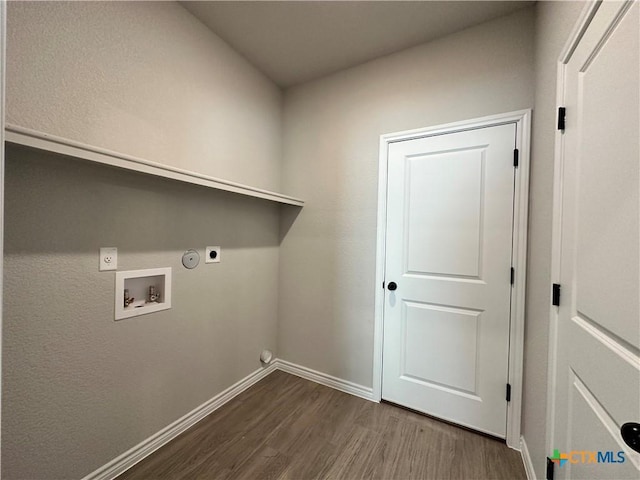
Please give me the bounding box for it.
[5,125,304,207]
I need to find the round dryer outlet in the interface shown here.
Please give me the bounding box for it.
[182,249,200,269]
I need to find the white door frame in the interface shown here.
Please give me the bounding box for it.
[373,109,531,450]
[544,0,608,464]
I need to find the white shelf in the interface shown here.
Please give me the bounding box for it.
[5,124,304,207]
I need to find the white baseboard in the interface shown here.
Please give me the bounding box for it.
[82,362,277,480]
[274,358,375,402]
[520,435,536,480]
[83,358,374,480]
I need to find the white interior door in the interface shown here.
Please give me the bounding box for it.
[550,1,640,478]
[382,123,516,438]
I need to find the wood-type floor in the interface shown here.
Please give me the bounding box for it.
[118,370,526,480]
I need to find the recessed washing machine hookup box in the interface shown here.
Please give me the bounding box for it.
[115,267,172,320]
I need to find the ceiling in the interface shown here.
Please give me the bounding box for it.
[181,1,534,88]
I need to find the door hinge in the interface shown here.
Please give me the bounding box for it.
[506,383,511,402]
[546,457,555,480]
[513,148,519,168]
[510,267,515,285]
[382,281,385,289]
[557,107,566,131]
[552,283,561,306]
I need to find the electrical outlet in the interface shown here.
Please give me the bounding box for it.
[205,246,221,263]
[99,247,118,271]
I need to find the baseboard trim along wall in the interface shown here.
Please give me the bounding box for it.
[520,435,536,480]
[83,358,374,480]
[82,363,278,480]
[275,359,375,402]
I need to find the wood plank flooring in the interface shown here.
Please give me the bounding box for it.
[118,371,526,480]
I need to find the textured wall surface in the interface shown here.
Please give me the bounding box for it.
[278,8,535,387]
[7,1,283,191]
[4,3,285,477]
[522,2,585,477]
[3,146,281,479]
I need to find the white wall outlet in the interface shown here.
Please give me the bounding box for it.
[99,247,118,271]
[205,246,221,263]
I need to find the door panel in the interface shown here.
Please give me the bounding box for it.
[553,1,640,478]
[402,302,481,395]
[575,0,639,343]
[383,123,516,438]
[405,148,484,278]
[566,372,638,479]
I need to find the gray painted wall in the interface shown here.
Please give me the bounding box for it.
[523,2,585,477]
[3,2,284,478]
[7,1,283,191]
[278,8,535,387]
[3,147,281,479]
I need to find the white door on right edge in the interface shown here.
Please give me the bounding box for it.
[552,1,640,479]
